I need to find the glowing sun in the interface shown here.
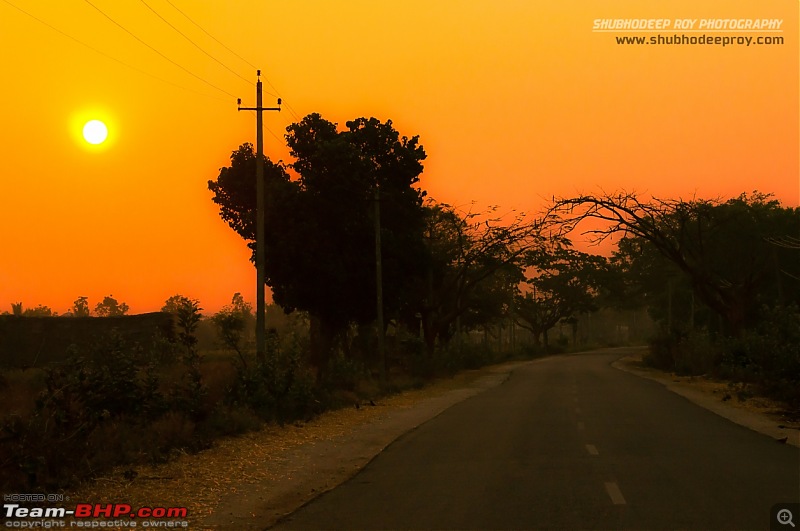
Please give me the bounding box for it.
[82,120,108,145]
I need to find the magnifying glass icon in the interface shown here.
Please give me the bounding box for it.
[778,509,796,528]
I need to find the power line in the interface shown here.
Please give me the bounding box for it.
[137,0,259,89]
[82,0,237,100]
[162,0,302,121]
[263,78,301,121]
[0,0,228,102]
[163,0,258,70]
[265,124,284,145]
[246,111,284,145]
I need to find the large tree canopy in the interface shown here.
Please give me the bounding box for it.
[549,191,800,335]
[412,202,541,354]
[514,243,608,347]
[208,114,427,368]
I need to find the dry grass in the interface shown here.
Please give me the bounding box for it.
[0,368,45,416]
[65,368,488,527]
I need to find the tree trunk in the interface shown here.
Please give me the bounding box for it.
[532,331,541,347]
[422,312,438,357]
[309,314,337,381]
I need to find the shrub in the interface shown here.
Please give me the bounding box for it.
[228,335,319,424]
[719,305,800,412]
[326,351,366,391]
[202,406,262,438]
[644,331,679,371]
[455,343,496,370]
[646,305,800,415]
[170,299,207,420]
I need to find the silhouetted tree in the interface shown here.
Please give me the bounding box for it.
[414,202,541,354]
[212,292,254,367]
[208,114,427,373]
[94,295,129,317]
[549,191,800,335]
[162,294,196,315]
[23,304,56,317]
[514,244,607,347]
[72,296,91,317]
[610,234,703,334]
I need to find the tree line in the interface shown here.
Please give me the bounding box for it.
[209,113,799,410]
[5,296,130,318]
[208,114,549,375]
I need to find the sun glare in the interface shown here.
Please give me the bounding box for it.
[82,120,108,145]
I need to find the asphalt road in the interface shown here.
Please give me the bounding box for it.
[272,350,800,530]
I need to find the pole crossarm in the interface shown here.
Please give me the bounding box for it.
[238,105,281,111]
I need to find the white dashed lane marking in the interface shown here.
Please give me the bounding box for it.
[604,482,627,505]
[585,444,599,455]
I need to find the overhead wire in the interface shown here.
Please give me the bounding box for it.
[245,111,285,146]
[137,0,267,90]
[82,0,238,100]
[162,0,302,121]
[263,78,301,121]
[265,124,285,145]
[6,0,300,127]
[163,0,258,70]
[0,0,228,102]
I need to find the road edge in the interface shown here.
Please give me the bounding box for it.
[202,359,533,530]
[611,349,800,449]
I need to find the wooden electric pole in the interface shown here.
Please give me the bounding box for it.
[374,183,386,384]
[238,70,280,360]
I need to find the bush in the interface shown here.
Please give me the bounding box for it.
[202,406,262,438]
[455,343,496,370]
[718,305,800,412]
[645,330,720,376]
[644,331,679,371]
[646,305,800,415]
[228,336,320,424]
[0,327,206,491]
[326,351,366,391]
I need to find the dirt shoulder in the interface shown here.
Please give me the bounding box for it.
[612,348,800,448]
[67,360,531,530]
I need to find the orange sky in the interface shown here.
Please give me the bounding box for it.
[1,0,797,315]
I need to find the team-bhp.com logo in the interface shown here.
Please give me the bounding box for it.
[4,503,189,528]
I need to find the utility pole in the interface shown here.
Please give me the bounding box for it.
[238,70,280,360]
[374,182,386,384]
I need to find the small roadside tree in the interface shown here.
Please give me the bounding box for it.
[162,294,195,315]
[212,293,253,367]
[72,296,91,317]
[94,295,129,317]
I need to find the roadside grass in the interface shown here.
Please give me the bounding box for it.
[0,328,557,493]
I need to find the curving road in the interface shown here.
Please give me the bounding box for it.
[272,349,800,530]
